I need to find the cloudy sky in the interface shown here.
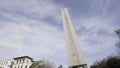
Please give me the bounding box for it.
[0,0,120,68]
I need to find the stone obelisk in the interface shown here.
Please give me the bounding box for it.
[61,8,87,68]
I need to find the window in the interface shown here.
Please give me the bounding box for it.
[6,62,8,65]
[25,65,27,68]
[16,60,18,64]
[27,60,29,63]
[23,59,25,63]
[18,60,20,63]
[21,65,22,68]
[19,60,21,63]
[18,65,19,68]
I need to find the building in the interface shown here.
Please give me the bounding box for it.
[12,56,33,68]
[0,56,34,68]
[61,8,87,68]
[0,60,13,68]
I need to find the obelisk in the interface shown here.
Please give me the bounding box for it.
[61,8,87,68]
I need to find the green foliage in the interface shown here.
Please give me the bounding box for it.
[106,57,120,68]
[91,56,120,68]
[91,29,120,68]
[30,60,54,68]
[91,59,107,68]
[115,29,120,56]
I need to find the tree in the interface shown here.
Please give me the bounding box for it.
[106,57,120,68]
[30,60,54,68]
[91,29,120,68]
[91,56,120,68]
[91,59,107,68]
[115,29,120,56]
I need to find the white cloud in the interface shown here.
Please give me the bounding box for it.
[90,0,111,16]
[67,1,120,66]
[0,0,67,67]
[0,0,120,68]
[0,0,61,22]
[71,15,118,67]
[0,20,67,67]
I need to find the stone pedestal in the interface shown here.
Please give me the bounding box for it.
[69,64,87,68]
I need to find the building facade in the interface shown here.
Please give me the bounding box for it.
[0,56,33,68]
[12,56,33,68]
[0,60,13,68]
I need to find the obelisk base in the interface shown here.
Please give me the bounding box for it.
[69,64,87,68]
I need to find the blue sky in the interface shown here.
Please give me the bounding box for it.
[0,0,120,68]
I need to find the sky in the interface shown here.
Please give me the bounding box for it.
[0,0,120,68]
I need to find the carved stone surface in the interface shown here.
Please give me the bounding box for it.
[61,8,87,68]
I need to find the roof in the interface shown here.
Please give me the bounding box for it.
[13,56,34,61]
